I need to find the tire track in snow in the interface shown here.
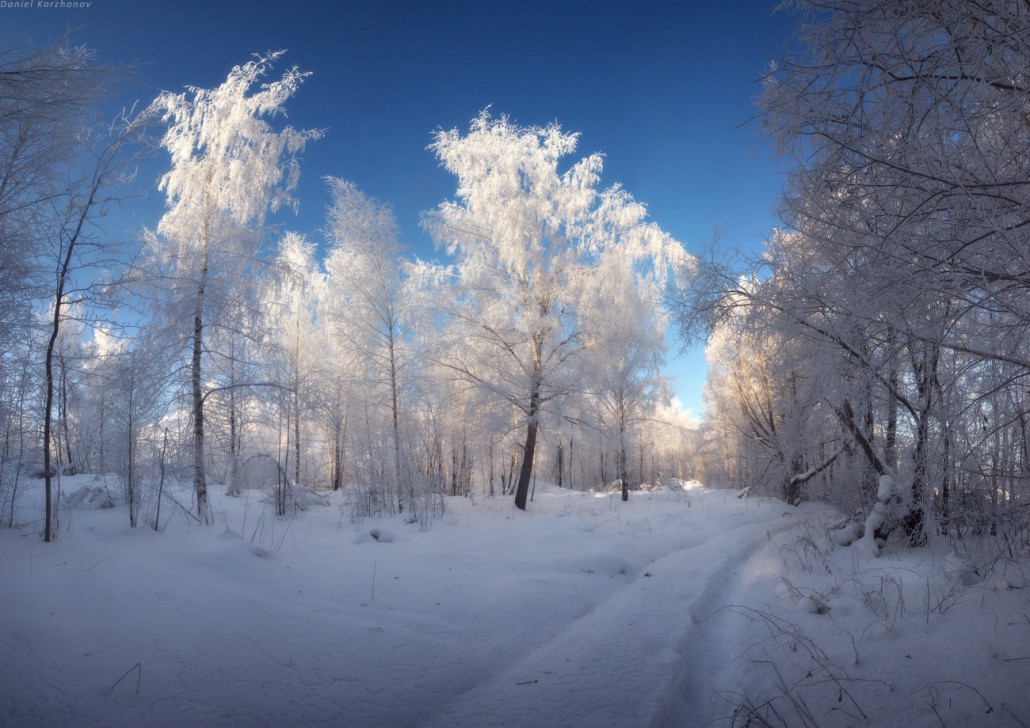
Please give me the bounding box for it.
[659,518,797,727]
[418,502,799,728]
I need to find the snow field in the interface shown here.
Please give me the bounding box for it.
[3,476,1028,727]
[1,477,787,727]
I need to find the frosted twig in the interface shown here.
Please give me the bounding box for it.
[112,662,142,693]
[1002,704,1029,728]
[83,554,111,572]
[923,681,994,715]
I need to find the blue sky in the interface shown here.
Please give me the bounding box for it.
[3,0,797,418]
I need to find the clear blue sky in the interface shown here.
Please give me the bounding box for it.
[3,0,797,418]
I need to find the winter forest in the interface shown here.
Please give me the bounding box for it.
[3,1,1030,726]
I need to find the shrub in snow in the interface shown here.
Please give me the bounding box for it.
[231,454,286,494]
[260,483,328,513]
[64,484,115,510]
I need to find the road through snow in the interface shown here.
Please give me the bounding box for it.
[420,504,799,728]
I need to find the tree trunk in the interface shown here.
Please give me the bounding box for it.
[902,342,938,547]
[96,391,105,474]
[227,373,239,496]
[619,400,629,501]
[126,386,137,528]
[514,383,541,511]
[277,401,288,516]
[904,410,930,546]
[555,439,564,488]
[293,386,300,486]
[293,319,301,488]
[43,327,58,542]
[388,322,404,512]
[7,360,29,528]
[884,327,899,472]
[192,252,210,524]
[331,414,344,491]
[514,419,538,510]
[940,424,952,532]
[836,400,888,478]
[43,212,82,541]
[488,438,496,497]
[154,428,168,532]
[59,351,74,475]
[568,426,575,490]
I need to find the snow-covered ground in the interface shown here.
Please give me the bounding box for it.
[2,475,1028,727]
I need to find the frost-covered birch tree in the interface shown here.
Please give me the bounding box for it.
[423,112,686,511]
[145,52,319,523]
[266,231,325,494]
[581,205,676,500]
[590,321,667,500]
[324,179,415,512]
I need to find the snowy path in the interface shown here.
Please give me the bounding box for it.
[420,512,798,727]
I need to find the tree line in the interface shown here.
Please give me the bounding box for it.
[0,47,696,540]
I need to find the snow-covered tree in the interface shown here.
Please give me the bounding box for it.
[0,39,145,541]
[0,41,112,341]
[145,52,319,523]
[674,0,1030,547]
[582,232,671,500]
[759,0,1030,542]
[324,179,416,513]
[263,231,326,504]
[423,112,687,510]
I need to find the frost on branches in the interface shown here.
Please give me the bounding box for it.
[678,0,1030,547]
[423,111,691,510]
[144,52,321,523]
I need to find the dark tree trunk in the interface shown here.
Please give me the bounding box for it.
[192,253,210,524]
[331,417,344,491]
[292,316,302,489]
[388,321,404,512]
[836,400,888,478]
[154,428,168,532]
[618,399,629,501]
[126,390,137,528]
[293,387,301,486]
[514,385,541,511]
[555,439,564,488]
[902,342,938,548]
[43,323,59,541]
[59,352,74,475]
[43,206,84,541]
